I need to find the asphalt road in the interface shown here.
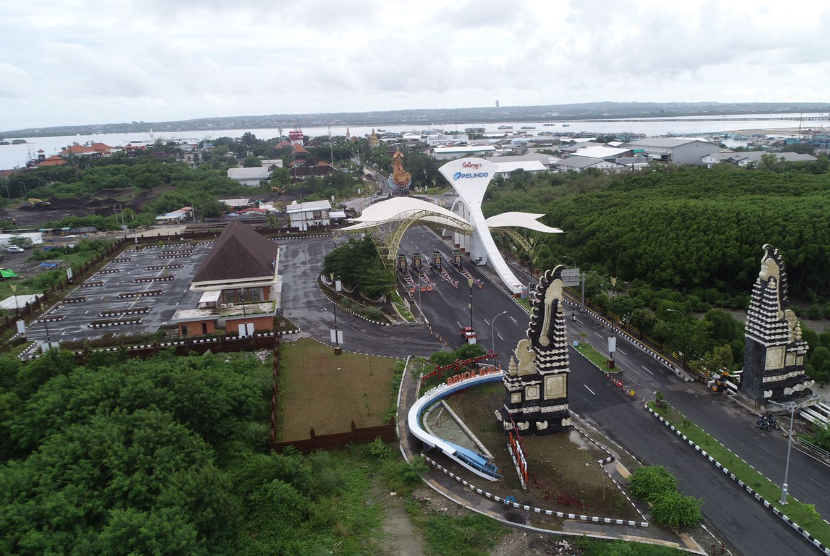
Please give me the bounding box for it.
[403,227,820,556]
[276,236,443,358]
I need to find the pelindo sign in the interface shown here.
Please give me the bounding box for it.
[438,157,500,206]
[453,161,489,181]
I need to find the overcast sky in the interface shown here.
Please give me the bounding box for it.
[1,0,828,130]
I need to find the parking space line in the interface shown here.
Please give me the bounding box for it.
[594,331,603,338]
[641,365,654,375]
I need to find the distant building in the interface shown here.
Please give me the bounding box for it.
[489,153,558,169]
[286,200,331,230]
[289,129,304,146]
[736,151,817,166]
[494,160,547,178]
[260,159,284,171]
[171,221,280,337]
[701,151,817,167]
[572,146,633,161]
[219,198,253,210]
[227,166,271,186]
[555,156,623,173]
[155,207,193,224]
[432,145,497,160]
[624,138,719,165]
[37,155,67,167]
[0,232,43,247]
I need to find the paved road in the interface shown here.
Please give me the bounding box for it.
[403,227,818,556]
[276,236,443,358]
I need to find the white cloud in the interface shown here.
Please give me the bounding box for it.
[0,0,827,130]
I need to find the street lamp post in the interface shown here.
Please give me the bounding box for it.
[333,276,341,355]
[769,398,817,505]
[665,308,686,369]
[468,278,474,333]
[491,310,508,354]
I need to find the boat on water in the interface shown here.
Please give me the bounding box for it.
[377,129,386,133]
[543,123,556,127]
[520,126,536,130]
[562,123,571,127]
[498,125,513,130]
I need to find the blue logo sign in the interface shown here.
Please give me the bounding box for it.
[453,171,489,180]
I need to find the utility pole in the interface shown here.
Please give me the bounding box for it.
[468,278,474,332]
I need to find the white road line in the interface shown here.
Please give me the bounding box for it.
[84,310,89,314]
[594,331,603,338]
[484,319,490,326]
[617,348,627,356]
[584,385,596,396]
[456,321,462,329]
[497,333,504,341]
[641,365,654,375]
[509,316,517,324]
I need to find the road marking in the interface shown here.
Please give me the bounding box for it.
[497,333,504,341]
[584,385,596,396]
[641,365,654,375]
[484,318,490,326]
[84,310,89,314]
[617,348,627,356]
[61,331,67,336]
[509,316,517,324]
[594,332,603,338]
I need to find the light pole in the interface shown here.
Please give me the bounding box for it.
[468,278,474,333]
[769,398,817,505]
[333,275,341,355]
[665,308,686,369]
[491,310,508,354]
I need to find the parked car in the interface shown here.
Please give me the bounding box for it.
[5,245,25,253]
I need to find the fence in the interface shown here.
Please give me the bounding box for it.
[65,333,278,363]
[0,238,129,347]
[267,337,396,453]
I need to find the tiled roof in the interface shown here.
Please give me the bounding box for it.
[38,155,67,167]
[192,221,277,283]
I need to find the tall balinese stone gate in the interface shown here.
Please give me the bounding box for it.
[739,244,814,407]
[498,266,571,435]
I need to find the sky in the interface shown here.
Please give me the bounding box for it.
[1,0,829,130]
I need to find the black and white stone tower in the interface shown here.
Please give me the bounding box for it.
[739,244,814,406]
[498,266,571,435]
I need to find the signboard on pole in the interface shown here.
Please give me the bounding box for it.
[561,268,581,287]
[330,329,343,344]
[607,337,616,355]
[16,320,25,335]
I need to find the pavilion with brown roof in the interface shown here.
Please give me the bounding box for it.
[171,221,281,337]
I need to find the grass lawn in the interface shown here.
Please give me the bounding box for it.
[648,400,830,547]
[575,342,622,374]
[278,338,399,440]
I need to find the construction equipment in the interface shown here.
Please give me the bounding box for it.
[28,198,52,209]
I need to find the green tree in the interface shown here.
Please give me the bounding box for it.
[630,308,658,337]
[628,466,677,503]
[242,156,262,168]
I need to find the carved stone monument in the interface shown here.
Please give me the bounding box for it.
[739,244,814,406]
[498,266,571,435]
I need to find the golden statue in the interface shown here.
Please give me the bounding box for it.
[391,150,411,188]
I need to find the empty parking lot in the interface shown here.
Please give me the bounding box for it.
[25,243,212,343]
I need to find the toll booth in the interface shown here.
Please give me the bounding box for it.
[412,253,422,271]
[433,251,442,270]
[453,250,462,267]
[397,254,408,271]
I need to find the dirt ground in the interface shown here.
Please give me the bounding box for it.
[442,383,639,520]
[0,186,173,228]
[278,338,399,440]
